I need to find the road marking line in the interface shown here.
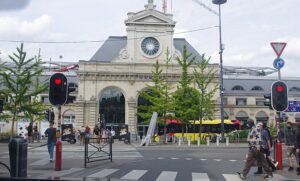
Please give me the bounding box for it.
[214,159,222,161]
[121,170,147,180]
[171,157,179,160]
[88,169,119,178]
[156,171,177,181]
[186,158,192,160]
[192,172,210,181]
[229,160,237,162]
[43,168,83,177]
[157,157,165,159]
[222,174,242,181]
[30,158,49,166]
[200,159,207,161]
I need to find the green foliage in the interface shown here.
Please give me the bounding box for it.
[0,44,48,136]
[137,48,174,124]
[193,54,218,122]
[0,132,11,143]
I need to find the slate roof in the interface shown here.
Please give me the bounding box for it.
[90,36,202,62]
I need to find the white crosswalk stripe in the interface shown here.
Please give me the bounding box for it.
[121,170,147,180]
[156,171,177,181]
[222,174,242,181]
[30,158,49,166]
[88,169,119,178]
[192,173,210,181]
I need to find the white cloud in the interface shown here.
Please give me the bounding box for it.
[0,14,53,38]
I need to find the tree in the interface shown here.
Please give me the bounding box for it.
[0,44,47,136]
[137,48,174,143]
[193,54,218,139]
[23,50,49,124]
[173,46,200,135]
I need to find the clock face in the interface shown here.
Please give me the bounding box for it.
[141,37,160,56]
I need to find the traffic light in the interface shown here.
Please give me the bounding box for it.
[271,81,288,112]
[0,99,3,113]
[264,93,273,110]
[49,73,68,106]
[66,84,76,104]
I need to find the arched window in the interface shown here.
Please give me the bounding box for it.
[290,87,300,92]
[232,85,245,91]
[99,87,125,124]
[251,86,264,91]
[235,111,249,129]
[63,110,75,124]
[255,111,268,125]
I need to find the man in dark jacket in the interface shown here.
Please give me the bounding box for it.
[44,122,57,162]
[286,121,299,172]
[296,123,300,175]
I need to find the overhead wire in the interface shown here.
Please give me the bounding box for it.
[0,25,218,44]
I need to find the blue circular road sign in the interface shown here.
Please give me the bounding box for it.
[273,58,285,70]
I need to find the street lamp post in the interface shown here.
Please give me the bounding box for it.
[212,0,226,142]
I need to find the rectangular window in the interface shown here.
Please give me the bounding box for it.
[256,98,265,106]
[236,98,247,106]
[41,96,49,103]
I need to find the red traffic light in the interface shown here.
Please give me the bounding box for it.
[54,78,62,85]
[276,85,284,92]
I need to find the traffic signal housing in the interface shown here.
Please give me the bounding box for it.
[271,81,288,112]
[66,84,76,104]
[49,73,68,106]
[264,93,273,110]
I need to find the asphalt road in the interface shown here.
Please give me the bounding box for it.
[0,142,299,181]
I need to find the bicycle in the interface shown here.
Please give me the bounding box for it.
[0,161,11,178]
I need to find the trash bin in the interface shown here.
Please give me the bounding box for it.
[9,136,27,177]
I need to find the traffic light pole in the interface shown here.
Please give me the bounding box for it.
[55,106,62,171]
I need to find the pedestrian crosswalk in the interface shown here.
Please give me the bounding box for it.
[31,167,289,181]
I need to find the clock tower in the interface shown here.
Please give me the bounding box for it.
[124,0,176,63]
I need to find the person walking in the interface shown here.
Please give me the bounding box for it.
[286,121,299,172]
[27,122,33,143]
[237,120,273,179]
[255,123,277,174]
[44,122,56,162]
[295,123,300,175]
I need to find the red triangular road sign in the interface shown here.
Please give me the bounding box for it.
[271,42,287,57]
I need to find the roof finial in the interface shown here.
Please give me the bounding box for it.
[145,0,156,10]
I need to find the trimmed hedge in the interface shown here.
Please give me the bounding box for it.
[0,133,10,143]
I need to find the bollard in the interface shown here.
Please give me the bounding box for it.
[226,137,229,146]
[166,136,168,143]
[173,136,176,144]
[197,137,200,147]
[206,137,210,146]
[9,136,27,177]
[276,142,283,170]
[216,136,219,146]
[55,140,62,171]
[188,139,191,147]
[178,137,182,146]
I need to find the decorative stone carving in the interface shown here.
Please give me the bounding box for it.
[119,49,129,60]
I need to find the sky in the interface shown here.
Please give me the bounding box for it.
[0,0,299,77]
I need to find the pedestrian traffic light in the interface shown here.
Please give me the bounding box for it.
[264,93,273,110]
[271,81,288,112]
[66,84,76,104]
[0,99,3,113]
[49,73,68,106]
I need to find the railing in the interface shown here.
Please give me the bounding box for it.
[84,136,112,168]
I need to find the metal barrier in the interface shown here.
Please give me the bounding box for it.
[84,136,112,168]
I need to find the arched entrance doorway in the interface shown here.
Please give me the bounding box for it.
[99,87,125,138]
[255,111,268,126]
[236,111,249,129]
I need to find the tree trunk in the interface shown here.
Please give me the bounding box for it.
[11,113,17,138]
